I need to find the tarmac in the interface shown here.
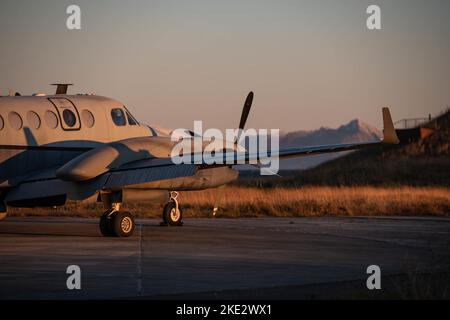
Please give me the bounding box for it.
[0,216,449,299]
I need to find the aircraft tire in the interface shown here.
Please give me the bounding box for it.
[99,212,114,237]
[162,201,183,226]
[111,211,135,237]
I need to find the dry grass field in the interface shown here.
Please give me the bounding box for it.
[180,186,450,217]
[8,186,450,218]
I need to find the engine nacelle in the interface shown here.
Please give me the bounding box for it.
[56,136,176,181]
[122,189,169,203]
[130,166,239,191]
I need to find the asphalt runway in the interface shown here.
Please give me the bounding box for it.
[0,216,449,299]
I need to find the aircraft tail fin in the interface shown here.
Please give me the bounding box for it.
[381,107,399,144]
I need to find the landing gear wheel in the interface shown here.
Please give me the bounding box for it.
[99,211,114,237]
[111,211,135,237]
[99,211,135,237]
[162,201,183,226]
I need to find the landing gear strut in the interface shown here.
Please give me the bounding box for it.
[99,198,135,237]
[161,191,183,226]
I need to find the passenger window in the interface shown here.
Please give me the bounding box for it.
[45,110,59,129]
[63,109,77,127]
[126,111,138,126]
[8,112,23,130]
[27,111,41,129]
[111,108,126,126]
[81,109,95,128]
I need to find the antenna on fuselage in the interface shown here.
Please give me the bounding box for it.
[51,83,73,95]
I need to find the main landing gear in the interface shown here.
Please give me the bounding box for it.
[98,191,183,237]
[161,191,183,226]
[99,203,135,237]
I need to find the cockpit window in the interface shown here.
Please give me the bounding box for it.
[126,111,138,125]
[111,108,126,126]
[124,106,139,126]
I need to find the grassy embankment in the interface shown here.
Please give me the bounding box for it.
[8,186,450,218]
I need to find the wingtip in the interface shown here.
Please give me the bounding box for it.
[382,107,400,144]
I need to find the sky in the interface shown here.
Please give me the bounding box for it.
[1,0,449,132]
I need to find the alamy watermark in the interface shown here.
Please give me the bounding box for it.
[367,5,382,30]
[66,265,81,290]
[66,4,381,31]
[170,121,280,175]
[66,5,81,30]
[366,265,382,290]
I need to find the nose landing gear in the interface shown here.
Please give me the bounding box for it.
[161,191,183,226]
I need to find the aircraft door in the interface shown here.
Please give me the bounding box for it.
[48,98,81,131]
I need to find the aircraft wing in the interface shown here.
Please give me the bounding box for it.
[4,158,197,203]
[185,107,399,165]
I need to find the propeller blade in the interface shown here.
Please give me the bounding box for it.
[235,91,254,145]
[238,91,254,130]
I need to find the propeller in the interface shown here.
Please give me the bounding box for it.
[238,91,254,130]
[235,91,254,145]
[213,91,254,217]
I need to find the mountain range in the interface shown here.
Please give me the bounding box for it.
[278,119,381,170]
[238,108,450,187]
